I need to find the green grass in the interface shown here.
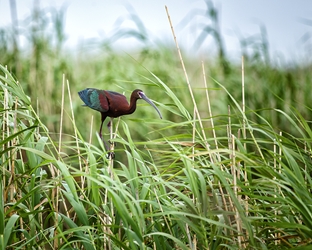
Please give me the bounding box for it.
[2,57,312,249]
[1,2,312,249]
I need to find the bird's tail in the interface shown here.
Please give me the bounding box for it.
[78,89,91,106]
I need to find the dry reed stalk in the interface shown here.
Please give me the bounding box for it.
[228,106,232,155]
[231,134,245,248]
[241,56,249,220]
[104,115,121,250]
[274,132,282,245]
[107,117,114,250]
[231,135,238,245]
[192,107,196,160]
[224,112,233,223]
[4,68,10,204]
[58,74,65,156]
[67,79,83,187]
[201,63,228,225]
[202,62,220,161]
[165,7,199,249]
[53,74,66,249]
[89,115,93,144]
[9,97,18,203]
[242,56,246,147]
[165,6,211,161]
[273,138,278,245]
[223,107,233,215]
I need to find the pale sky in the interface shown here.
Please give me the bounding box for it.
[1,0,311,63]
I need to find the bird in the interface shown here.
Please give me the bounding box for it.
[78,88,162,147]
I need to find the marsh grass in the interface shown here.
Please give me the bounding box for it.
[1,1,312,249]
[2,46,312,249]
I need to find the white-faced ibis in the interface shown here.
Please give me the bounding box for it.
[78,88,162,139]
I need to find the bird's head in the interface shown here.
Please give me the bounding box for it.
[134,89,162,119]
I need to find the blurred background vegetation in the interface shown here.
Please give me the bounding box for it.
[1,0,311,143]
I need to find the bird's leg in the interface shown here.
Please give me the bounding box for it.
[99,113,107,139]
[99,113,113,158]
[98,113,114,159]
[100,122,112,157]
[109,118,113,146]
[107,120,111,131]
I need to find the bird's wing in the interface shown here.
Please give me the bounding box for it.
[78,88,109,112]
[104,90,129,110]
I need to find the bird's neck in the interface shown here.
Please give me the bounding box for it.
[127,95,138,114]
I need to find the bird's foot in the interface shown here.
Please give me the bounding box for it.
[106,151,115,159]
[103,140,115,159]
[108,140,117,147]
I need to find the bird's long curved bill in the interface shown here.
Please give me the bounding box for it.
[140,93,162,119]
